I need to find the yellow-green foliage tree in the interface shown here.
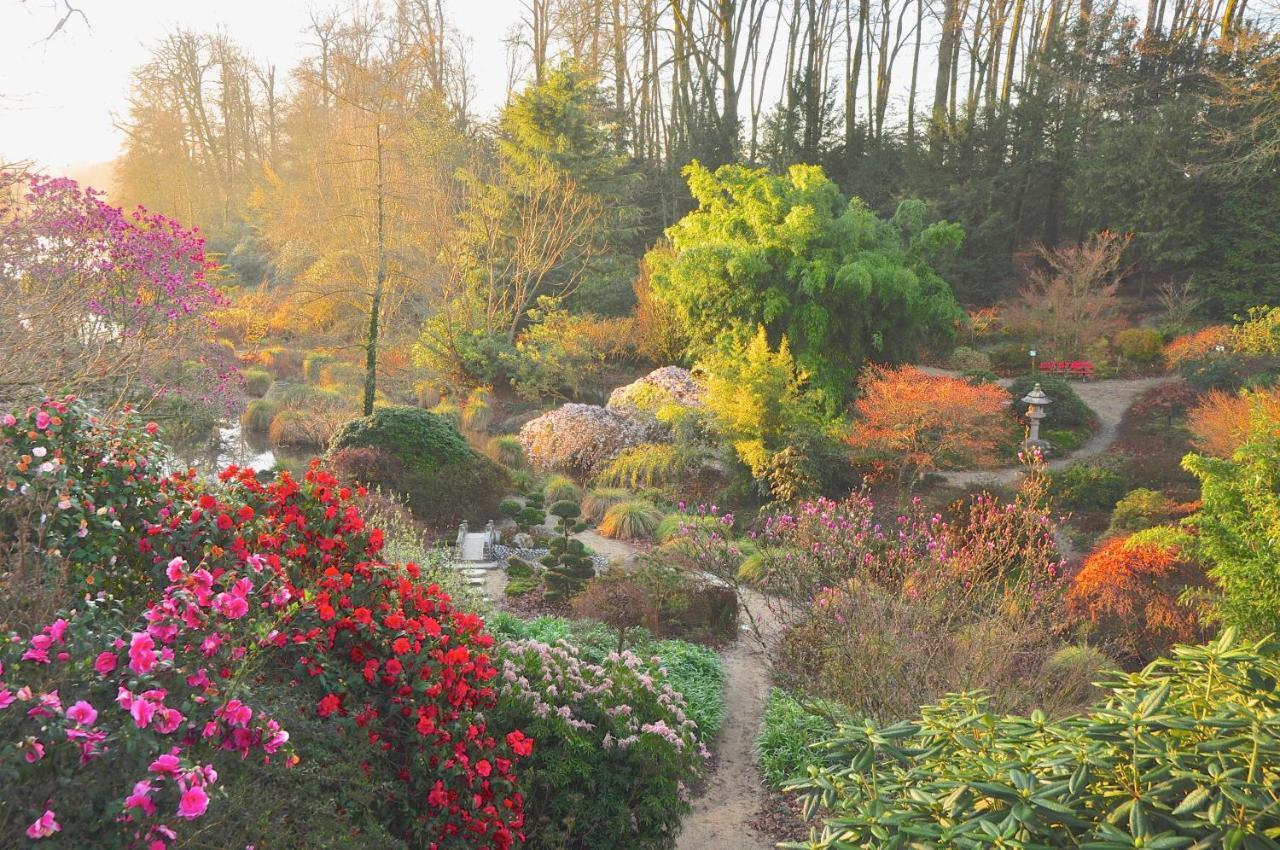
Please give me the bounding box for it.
[700,328,840,499]
[649,162,963,410]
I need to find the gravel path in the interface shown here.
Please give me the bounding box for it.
[935,375,1175,488]
[675,592,778,850]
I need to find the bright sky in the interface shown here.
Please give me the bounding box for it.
[0,0,523,177]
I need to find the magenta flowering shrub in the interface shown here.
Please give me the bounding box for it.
[0,552,292,847]
[490,639,710,850]
[0,172,237,412]
[667,488,1073,720]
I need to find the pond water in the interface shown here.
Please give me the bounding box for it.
[170,420,314,479]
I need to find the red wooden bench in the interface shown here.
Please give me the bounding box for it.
[1039,360,1093,379]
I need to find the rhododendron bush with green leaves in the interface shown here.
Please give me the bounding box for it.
[0,398,529,848]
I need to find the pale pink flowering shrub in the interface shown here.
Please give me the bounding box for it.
[489,638,710,850]
[517,403,649,479]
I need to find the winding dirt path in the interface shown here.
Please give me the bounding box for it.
[935,374,1174,488]
[675,593,778,850]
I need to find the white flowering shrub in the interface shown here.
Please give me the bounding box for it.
[517,404,649,478]
[490,639,711,850]
[605,367,702,426]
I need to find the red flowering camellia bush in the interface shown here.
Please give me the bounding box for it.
[0,398,530,848]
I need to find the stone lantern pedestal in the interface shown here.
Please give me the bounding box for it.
[1021,383,1053,450]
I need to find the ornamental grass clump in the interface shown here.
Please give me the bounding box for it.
[598,500,664,540]
[787,629,1280,849]
[542,474,582,505]
[580,487,631,524]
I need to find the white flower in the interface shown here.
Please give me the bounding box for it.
[31,446,47,458]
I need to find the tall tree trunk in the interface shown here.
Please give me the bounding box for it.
[364,122,386,417]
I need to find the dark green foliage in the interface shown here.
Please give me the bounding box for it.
[499,498,523,519]
[757,688,844,789]
[327,406,507,529]
[787,630,1280,849]
[1007,375,1096,431]
[1049,462,1127,513]
[541,526,594,603]
[506,556,533,578]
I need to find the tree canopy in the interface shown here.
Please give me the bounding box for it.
[649,162,963,409]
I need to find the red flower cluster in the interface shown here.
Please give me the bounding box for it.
[139,461,527,848]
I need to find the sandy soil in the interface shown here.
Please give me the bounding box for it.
[675,599,778,850]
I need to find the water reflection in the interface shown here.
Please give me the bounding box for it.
[171,420,314,479]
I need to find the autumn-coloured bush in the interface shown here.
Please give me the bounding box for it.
[1007,231,1128,355]
[1068,532,1209,662]
[517,404,649,479]
[257,346,304,380]
[847,365,1014,486]
[1188,387,1280,458]
[1163,324,1231,369]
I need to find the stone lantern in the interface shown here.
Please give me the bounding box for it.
[1021,383,1052,448]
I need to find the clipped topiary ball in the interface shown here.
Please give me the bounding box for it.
[327,405,508,529]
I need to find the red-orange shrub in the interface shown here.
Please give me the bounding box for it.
[1067,535,1208,663]
[848,366,1014,485]
[1163,325,1230,369]
[1188,387,1280,459]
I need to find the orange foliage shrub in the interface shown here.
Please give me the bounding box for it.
[1188,387,1280,459]
[1163,325,1230,369]
[1187,389,1251,458]
[1067,535,1208,663]
[847,366,1015,484]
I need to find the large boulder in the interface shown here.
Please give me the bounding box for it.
[517,403,649,479]
[327,406,507,529]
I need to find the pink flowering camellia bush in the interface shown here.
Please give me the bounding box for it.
[0,398,532,849]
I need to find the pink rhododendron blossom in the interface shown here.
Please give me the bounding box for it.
[166,556,187,581]
[94,651,117,675]
[24,739,45,762]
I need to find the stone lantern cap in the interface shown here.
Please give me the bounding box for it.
[1021,384,1053,407]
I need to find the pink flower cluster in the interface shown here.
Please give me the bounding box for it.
[0,551,292,846]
